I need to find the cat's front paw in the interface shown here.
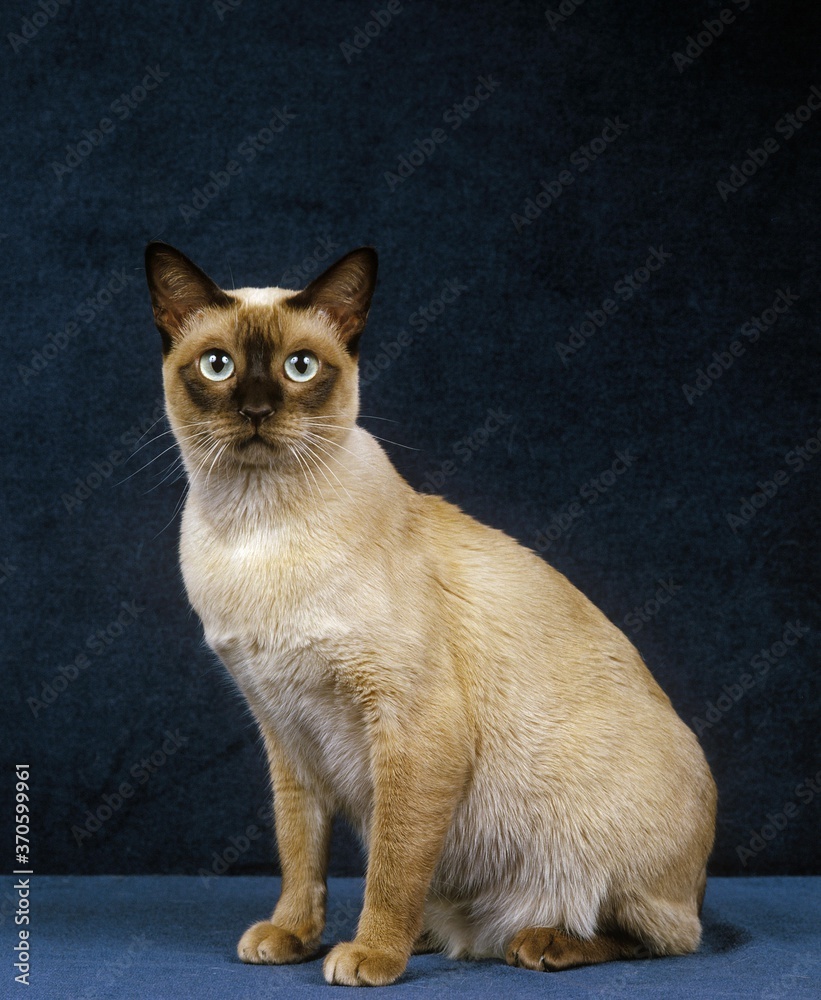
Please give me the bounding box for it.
[323,940,407,986]
[237,920,318,964]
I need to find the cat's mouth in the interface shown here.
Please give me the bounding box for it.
[236,431,281,452]
[238,432,273,448]
[232,430,298,466]
[227,427,316,468]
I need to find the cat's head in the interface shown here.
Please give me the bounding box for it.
[144,242,377,480]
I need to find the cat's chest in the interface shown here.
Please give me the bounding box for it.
[179,505,374,814]
[179,505,345,637]
[216,632,373,817]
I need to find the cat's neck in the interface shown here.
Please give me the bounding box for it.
[182,424,406,539]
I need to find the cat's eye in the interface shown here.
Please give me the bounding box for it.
[284,351,319,383]
[199,350,235,382]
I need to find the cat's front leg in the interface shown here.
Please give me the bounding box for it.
[323,711,471,986]
[238,728,332,965]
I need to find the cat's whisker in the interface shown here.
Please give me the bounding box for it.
[300,446,340,516]
[114,440,186,487]
[309,411,400,424]
[175,420,220,432]
[302,416,417,451]
[183,440,220,490]
[302,430,360,464]
[366,433,419,451]
[288,445,311,497]
[301,444,344,501]
[179,431,216,451]
[126,427,179,460]
[302,440,357,506]
[303,437,361,487]
[143,456,186,494]
[152,481,190,540]
[132,420,212,444]
[292,443,347,550]
[124,423,212,465]
[205,441,230,491]
[131,411,169,447]
[172,481,190,519]
[300,423,358,443]
[191,438,224,484]
[288,443,320,511]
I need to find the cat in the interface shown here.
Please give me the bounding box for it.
[145,240,716,987]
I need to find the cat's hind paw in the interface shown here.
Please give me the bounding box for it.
[506,927,579,971]
[323,940,407,986]
[237,920,318,964]
[506,926,639,971]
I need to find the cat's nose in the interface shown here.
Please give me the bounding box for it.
[239,403,273,429]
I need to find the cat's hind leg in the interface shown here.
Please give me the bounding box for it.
[412,930,440,955]
[505,926,646,971]
[505,880,704,972]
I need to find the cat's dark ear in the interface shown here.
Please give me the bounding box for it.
[288,247,377,355]
[145,242,231,353]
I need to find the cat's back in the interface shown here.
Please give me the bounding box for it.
[410,490,713,878]
[409,488,681,716]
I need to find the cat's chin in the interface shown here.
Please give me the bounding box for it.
[229,434,296,470]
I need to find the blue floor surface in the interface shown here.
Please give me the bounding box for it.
[5,876,819,998]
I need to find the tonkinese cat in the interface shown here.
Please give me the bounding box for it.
[145,241,716,986]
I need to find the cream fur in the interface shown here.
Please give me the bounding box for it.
[147,244,716,985]
[179,423,714,959]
